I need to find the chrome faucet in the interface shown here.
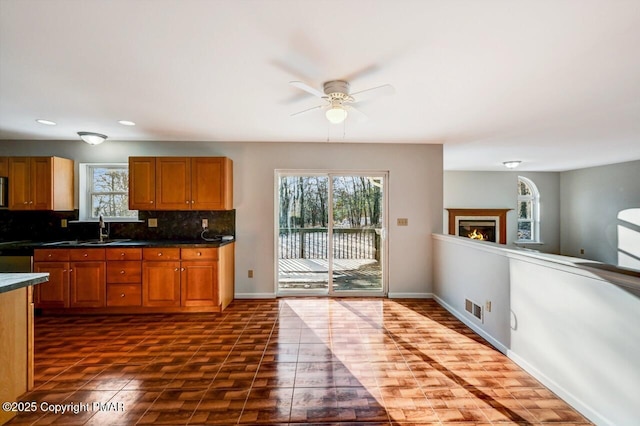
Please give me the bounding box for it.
[98,215,109,242]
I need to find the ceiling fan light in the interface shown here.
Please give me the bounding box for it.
[78,131,108,145]
[503,160,522,169]
[325,106,348,124]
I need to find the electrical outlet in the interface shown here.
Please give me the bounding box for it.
[580,248,585,255]
[248,270,254,278]
[61,219,68,228]
[397,218,409,226]
[486,300,492,312]
[202,218,208,229]
[148,218,158,228]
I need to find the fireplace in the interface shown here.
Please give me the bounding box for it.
[458,219,497,242]
[446,208,511,244]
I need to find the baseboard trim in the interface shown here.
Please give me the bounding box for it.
[234,293,276,299]
[432,295,508,354]
[388,292,433,299]
[507,350,610,426]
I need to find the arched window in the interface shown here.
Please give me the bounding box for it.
[517,176,540,242]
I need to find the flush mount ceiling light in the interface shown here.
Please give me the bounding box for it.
[36,119,56,126]
[78,131,108,145]
[118,120,136,126]
[503,160,522,169]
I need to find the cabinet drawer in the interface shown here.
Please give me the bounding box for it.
[106,261,142,283]
[181,248,218,261]
[107,284,142,306]
[143,247,180,260]
[70,248,105,261]
[106,248,142,261]
[34,249,70,262]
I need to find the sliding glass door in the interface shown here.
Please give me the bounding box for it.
[276,171,387,296]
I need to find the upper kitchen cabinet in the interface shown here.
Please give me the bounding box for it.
[0,157,8,176]
[129,157,233,211]
[8,157,74,211]
[129,157,156,210]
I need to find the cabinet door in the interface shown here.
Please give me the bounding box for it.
[0,157,8,177]
[191,157,231,210]
[8,157,31,210]
[69,261,106,308]
[31,157,53,210]
[129,157,156,210]
[156,157,190,210]
[34,262,69,308]
[181,261,218,307]
[142,261,181,306]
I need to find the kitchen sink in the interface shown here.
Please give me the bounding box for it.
[43,239,132,246]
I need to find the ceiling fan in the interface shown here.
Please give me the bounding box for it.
[289,80,395,124]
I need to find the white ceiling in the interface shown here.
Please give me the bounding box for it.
[1,0,639,171]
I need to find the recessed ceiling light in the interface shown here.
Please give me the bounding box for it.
[36,119,56,126]
[118,120,136,126]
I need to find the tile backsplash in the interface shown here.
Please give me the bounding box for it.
[0,209,235,242]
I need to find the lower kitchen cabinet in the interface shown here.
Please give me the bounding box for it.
[142,260,181,307]
[33,243,234,313]
[33,261,69,309]
[69,261,105,308]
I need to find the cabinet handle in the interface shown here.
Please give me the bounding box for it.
[83,253,88,257]
[47,254,52,258]
[157,252,162,256]
[120,293,126,298]
[191,200,195,204]
[181,267,185,271]
[197,252,201,256]
[120,252,125,257]
[174,268,179,271]
[150,200,154,204]
[186,201,190,204]
[29,201,33,204]
[23,201,28,204]
[120,270,125,274]
[69,268,73,272]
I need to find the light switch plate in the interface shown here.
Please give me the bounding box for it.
[148,218,158,228]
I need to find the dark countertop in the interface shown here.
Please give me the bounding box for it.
[0,238,235,255]
[0,273,49,294]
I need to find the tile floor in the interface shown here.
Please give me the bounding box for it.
[6,298,592,425]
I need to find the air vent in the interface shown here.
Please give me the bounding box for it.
[465,298,483,322]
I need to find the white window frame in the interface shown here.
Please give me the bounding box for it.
[79,163,138,221]
[516,176,540,243]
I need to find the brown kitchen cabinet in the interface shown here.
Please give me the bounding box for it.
[33,249,70,309]
[142,248,181,307]
[8,156,74,211]
[128,156,233,211]
[106,248,142,306]
[128,157,156,210]
[34,243,234,313]
[69,249,106,308]
[0,157,8,176]
[180,248,218,307]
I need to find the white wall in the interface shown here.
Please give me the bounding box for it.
[432,235,511,351]
[444,171,561,253]
[560,160,640,270]
[433,233,640,426]
[0,140,443,298]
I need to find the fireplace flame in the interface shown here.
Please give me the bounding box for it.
[468,229,487,240]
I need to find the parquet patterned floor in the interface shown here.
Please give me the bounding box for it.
[6,299,592,425]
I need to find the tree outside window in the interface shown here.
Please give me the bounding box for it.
[87,165,137,219]
[517,176,539,242]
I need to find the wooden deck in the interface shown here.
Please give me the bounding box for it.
[278,258,382,290]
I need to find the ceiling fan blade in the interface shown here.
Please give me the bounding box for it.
[351,84,395,102]
[290,81,325,98]
[345,105,368,123]
[291,104,325,117]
